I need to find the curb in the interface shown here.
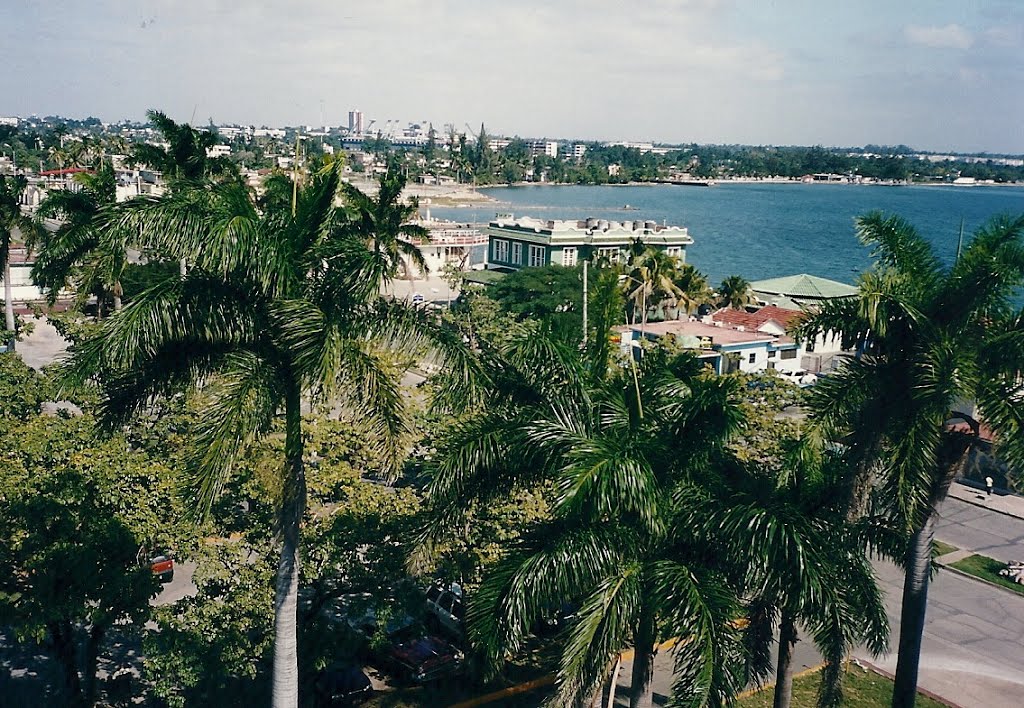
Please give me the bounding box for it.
[936,559,1024,600]
[855,658,963,708]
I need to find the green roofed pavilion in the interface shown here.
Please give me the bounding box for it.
[749,273,857,305]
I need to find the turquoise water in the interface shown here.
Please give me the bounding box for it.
[431,183,1024,288]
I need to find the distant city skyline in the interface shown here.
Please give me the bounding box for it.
[3,1,1023,153]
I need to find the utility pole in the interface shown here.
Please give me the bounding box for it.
[582,259,589,346]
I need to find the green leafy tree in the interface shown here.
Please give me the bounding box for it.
[794,212,1024,708]
[490,264,584,342]
[0,414,184,707]
[62,163,473,708]
[425,339,748,708]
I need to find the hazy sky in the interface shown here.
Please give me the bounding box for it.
[3,1,1023,152]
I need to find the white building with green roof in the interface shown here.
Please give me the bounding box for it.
[749,274,857,309]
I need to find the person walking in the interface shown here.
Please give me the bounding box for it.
[985,475,994,497]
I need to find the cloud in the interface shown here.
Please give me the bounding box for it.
[905,23,973,50]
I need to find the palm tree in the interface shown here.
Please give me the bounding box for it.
[62,164,475,708]
[673,262,713,317]
[794,212,1024,708]
[0,174,37,343]
[695,437,893,708]
[131,109,236,187]
[339,162,428,291]
[717,274,757,310]
[424,341,748,708]
[622,244,685,325]
[34,161,124,314]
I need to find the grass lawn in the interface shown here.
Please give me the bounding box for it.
[737,664,949,708]
[949,554,1024,596]
[933,540,958,557]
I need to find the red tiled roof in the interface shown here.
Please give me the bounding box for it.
[38,168,91,177]
[712,305,804,331]
[636,320,777,345]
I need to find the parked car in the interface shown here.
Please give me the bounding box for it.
[777,369,818,387]
[534,602,580,637]
[425,582,464,639]
[150,554,174,583]
[314,663,372,706]
[386,634,463,684]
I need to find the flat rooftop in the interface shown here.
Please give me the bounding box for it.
[620,320,778,345]
[489,215,692,241]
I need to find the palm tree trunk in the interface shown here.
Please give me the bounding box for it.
[629,604,657,708]
[4,260,16,340]
[773,611,798,708]
[605,654,623,708]
[891,513,935,708]
[113,280,123,312]
[271,377,307,708]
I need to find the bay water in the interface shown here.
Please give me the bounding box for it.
[431,183,1024,289]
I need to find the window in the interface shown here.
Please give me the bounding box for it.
[511,241,522,265]
[805,339,815,353]
[493,239,509,262]
[748,352,757,364]
[529,244,545,267]
[781,349,797,360]
[767,350,776,359]
[666,246,682,259]
[562,247,578,266]
[596,247,619,263]
[767,361,776,370]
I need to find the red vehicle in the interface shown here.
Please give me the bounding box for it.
[386,635,463,684]
[142,551,174,583]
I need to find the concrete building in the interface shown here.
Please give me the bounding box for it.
[486,215,693,272]
[616,319,802,375]
[348,110,364,134]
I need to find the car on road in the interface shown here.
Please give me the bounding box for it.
[139,549,174,583]
[386,634,463,684]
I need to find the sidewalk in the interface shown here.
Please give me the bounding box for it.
[946,479,1024,521]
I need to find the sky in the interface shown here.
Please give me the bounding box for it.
[2,0,1023,153]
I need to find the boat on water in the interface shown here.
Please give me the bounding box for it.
[621,204,639,210]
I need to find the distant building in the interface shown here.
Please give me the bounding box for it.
[570,144,587,161]
[528,140,558,158]
[349,110,365,134]
[486,215,693,272]
[206,144,232,158]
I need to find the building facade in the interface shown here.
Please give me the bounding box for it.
[486,215,694,271]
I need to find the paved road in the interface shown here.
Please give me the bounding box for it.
[934,496,1024,564]
[618,496,1024,707]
